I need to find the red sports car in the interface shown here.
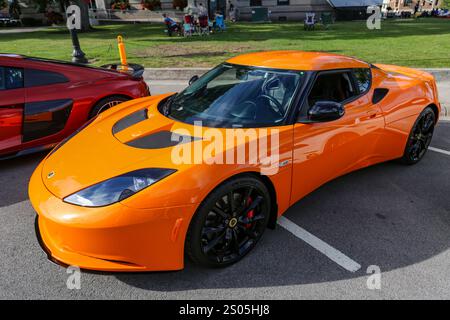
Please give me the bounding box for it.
[0,54,150,159]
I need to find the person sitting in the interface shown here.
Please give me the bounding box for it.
[214,11,226,31]
[184,14,194,25]
[198,3,208,18]
[183,21,194,36]
[163,13,179,36]
[183,14,195,36]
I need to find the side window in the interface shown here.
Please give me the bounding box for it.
[353,68,371,94]
[0,67,24,90]
[24,69,69,88]
[308,72,356,106]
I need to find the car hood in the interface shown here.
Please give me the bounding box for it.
[41,94,199,199]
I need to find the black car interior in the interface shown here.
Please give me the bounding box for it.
[308,72,355,106]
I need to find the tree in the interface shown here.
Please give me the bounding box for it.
[0,0,7,10]
[30,0,92,31]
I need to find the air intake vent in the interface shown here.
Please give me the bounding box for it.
[372,88,389,104]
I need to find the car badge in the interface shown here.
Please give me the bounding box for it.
[47,171,55,179]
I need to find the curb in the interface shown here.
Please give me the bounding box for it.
[144,68,450,81]
[144,68,209,80]
[421,69,450,82]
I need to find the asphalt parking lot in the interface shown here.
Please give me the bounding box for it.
[0,84,449,299]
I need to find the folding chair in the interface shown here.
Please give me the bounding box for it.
[304,12,315,31]
[320,12,332,30]
[198,15,210,36]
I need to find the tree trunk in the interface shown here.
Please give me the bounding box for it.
[70,0,91,32]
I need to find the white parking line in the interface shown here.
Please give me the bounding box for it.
[429,146,450,156]
[277,216,362,272]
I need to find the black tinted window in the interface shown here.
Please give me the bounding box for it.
[165,64,304,127]
[353,68,371,94]
[25,69,69,87]
[308,72,355,106]
[0,67,24,90]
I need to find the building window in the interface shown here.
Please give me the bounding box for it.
[250,0,262,6]
[277,0,290,5]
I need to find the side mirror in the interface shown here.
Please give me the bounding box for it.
[308,101,345,122]
[189,75,199,85]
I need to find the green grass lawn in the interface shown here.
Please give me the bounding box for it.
[1,18,449,68]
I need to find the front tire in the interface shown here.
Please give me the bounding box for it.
[186,175,271,268]
[400,107,436,165]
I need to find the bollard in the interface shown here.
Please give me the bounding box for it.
[70,28,88,64]
[117,35,128,70]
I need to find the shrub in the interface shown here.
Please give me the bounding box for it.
[21,17,45,26]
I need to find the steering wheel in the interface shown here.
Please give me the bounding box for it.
[258,94,284,117]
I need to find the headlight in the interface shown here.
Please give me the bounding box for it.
[64,168,176,207]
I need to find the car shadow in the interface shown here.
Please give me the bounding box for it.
[115,150,450,291]
[0,152,45,207]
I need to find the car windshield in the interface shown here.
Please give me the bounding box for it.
[162,64,305,128]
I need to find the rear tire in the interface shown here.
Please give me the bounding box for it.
[89,96,129,119]
[186,175,271,268]
[400,107,435,165]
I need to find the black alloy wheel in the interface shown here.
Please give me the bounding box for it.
[401,107,436,165]
[186,176,271,267]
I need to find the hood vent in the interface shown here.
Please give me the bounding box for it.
[112,109,148,134]
[126,130,200,149]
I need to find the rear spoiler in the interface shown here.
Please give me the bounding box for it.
[100,63,145,79]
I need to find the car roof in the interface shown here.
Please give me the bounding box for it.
[0,54,122,75]
[0,53,23,59]
[226,51,370,71]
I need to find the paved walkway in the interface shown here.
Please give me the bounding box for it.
[0,26,62,34]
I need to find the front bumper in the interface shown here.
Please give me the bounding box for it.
[29,161,195,272]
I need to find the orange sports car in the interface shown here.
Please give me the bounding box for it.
[29,51,441,272]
